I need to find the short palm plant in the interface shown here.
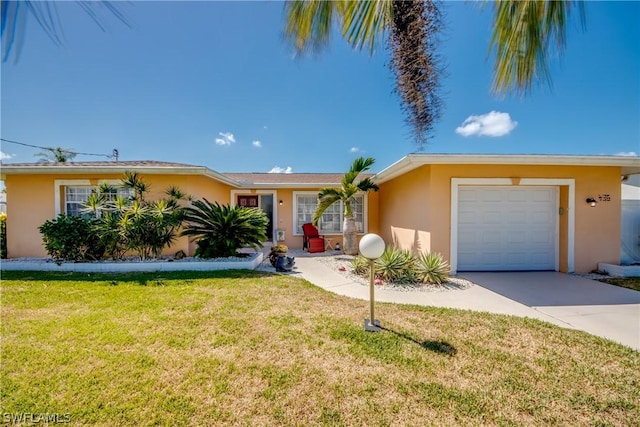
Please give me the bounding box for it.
[181,199,268,258]
[82,176,186,260]
[416,252,450,285]
[313,157,379,256]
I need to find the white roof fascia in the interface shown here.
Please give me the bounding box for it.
[373,154,640,184]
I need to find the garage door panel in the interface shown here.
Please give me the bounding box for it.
[506,211,527,225]
[458,187,557,271]
[483,211,502,224]
[481,190,503,202]
[507,191,527,202]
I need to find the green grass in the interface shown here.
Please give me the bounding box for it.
[1,270,639,426]
[598,276,640,291]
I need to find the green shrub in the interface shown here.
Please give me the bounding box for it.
[181,199,268,258]
[39,214,104,263]
[374,246,416,283]
[351,255,370,276]
[93,210,128,260]
[416,252,450,285]
[0,212,6,259]
[85,174,186,260]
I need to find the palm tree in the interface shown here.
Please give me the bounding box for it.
[34,147,77,163]
[1,0,130,63]
[313,157,379,256]
[284,0,584,146]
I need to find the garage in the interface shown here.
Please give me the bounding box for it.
[457,186,558,271]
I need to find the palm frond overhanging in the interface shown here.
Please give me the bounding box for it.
[285,0,583,147]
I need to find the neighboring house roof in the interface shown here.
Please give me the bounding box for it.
[622,174,640,200]
[375,154,640,184]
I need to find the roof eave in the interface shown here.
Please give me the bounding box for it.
[373,154,640,184]
[1,165,243,188]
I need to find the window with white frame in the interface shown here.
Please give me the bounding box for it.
[294,192,365,234]
[64,186,133,216]
[65,187,94,216]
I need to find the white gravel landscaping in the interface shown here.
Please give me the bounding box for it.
[256,249,475,293]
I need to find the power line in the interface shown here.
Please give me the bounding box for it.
[0,138,116,159]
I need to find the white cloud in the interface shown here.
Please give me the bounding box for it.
[252,140,262,148]
[350,147,360,153]
[215,132,236,146]
[0,151,13,160]
[268,166,293,174]
[455,111,518,137]
[615,151,637,157]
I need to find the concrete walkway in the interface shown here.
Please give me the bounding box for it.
[289,256,640,350]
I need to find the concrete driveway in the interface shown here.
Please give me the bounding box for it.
[460,272,640,350]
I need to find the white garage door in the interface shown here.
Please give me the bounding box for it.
[457,186,558,271]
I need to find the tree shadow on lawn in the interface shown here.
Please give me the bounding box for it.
[380,326,457,356]
[0,269,272,286]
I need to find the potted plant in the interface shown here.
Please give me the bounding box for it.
[269,244,288,267]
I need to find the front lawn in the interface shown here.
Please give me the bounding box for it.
[597,276,640,292]
[1,270,638,426]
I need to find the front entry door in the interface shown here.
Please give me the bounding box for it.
[260,195,274,242]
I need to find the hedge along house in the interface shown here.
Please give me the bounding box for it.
[0,161,379,259]
[1,154,638,274]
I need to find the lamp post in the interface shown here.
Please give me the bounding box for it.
[359,233,385,332]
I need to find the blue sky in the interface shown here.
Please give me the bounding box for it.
[1,1,638,173]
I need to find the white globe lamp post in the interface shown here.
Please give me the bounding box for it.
[359,233,385,332]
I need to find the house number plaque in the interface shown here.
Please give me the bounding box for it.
[598,194,611,202]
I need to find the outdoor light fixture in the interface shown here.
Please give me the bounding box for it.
[359,233,385,332]
[279,200,283,206]
[586,198,597,207]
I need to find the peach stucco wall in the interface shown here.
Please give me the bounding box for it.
[5,173,379,258]
[379,164,622,274]
[5,173,233,258]
[251,188,379,250]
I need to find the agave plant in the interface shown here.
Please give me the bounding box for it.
[181,199,268,258]
[374,246,415,283]
[416,252,450,285]
[351,255,370,276]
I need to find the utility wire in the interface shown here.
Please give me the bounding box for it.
[0,138,116,159]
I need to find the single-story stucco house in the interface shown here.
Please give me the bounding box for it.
[2,154,639,274]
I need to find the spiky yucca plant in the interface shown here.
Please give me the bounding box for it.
[416,251,450,285]
[181,199,268,258]
[351,255,371,276]
[374,246,415,283]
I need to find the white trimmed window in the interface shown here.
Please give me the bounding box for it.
[293,192,366,235]
[64,185,133,216]
[65,187,94,216]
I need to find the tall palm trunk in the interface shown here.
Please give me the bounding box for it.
[343,215,358,255]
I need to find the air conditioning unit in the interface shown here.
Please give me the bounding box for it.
[276,229,286,242]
